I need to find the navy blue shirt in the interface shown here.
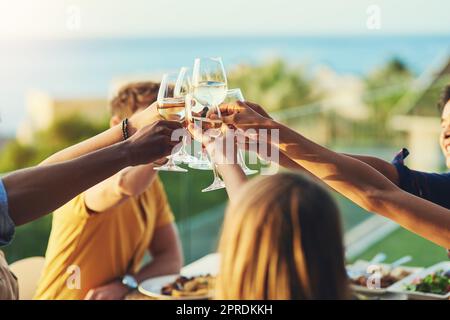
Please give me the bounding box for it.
[392,148,450,210]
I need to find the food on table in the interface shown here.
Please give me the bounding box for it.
[405,269,450,295]
[349,267,413,289]
[161,275,215,297]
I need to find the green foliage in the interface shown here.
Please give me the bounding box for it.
[2,215,53,263]
[228,59,318,111]
[36,115,109,148]
[0,141,38,172]
[0,114,109,172]
[366,57,413,87]
[364,57,414,135]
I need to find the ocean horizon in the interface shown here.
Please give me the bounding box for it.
[1,34,449,136]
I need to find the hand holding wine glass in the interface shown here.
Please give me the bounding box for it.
[190,57,228,192]
[219,100,272,132]
[153,72,188,172]
[126,120,183,167]
[128,101,162,134]
[221,89,258,175]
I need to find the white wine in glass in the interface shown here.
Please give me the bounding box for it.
[191,57,228,192]
[157,98,185,122]
[192,81,227,107]
[169,67,198,165]
[154,72,188,173]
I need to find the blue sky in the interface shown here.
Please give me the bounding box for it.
[1,0,450,39]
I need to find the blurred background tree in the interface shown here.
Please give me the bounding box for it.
[228,59,319,110]
[364,57,414,136]
[0,115,109,172]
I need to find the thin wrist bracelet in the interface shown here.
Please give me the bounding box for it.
[122,118,129,140]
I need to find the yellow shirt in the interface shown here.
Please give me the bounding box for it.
[34,177,174,300]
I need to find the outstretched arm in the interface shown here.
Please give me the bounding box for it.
[241,102,399,185]
[274,121,449,247]
[4,143,129,225]
[40,102,160,166]
[2,120,182,226]
[221,101,450,248]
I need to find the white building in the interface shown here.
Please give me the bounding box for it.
[17,90,109,144]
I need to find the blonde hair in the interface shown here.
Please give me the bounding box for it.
[216,172,349,300]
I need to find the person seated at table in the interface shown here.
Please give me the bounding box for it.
[217,99,450,249]
[34,82,183,300]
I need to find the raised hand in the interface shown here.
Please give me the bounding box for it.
[126,120,183,166]
[219,100,272,132]
[128,101,162,133]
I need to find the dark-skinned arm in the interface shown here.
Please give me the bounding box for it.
[3,120,181,225]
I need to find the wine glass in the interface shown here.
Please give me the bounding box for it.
[186,94,213,171]
[170,67,198,165]
[154,72,188,172]
[191,57,228,192]
[222,88,258,175]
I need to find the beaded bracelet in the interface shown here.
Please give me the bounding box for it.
[122,118,129,140]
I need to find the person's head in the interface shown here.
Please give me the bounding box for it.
[438,85,450,168]
[216,172,349,300]
[109,81,160,127]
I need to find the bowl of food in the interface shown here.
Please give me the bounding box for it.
[347,260,422,295]
[387,261,450,300]
[138,274,215,300]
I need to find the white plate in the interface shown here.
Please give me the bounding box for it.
[347,260,422,295]
[387,261,450,300]
[138,274,212,300]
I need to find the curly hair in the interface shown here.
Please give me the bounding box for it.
[110,81,160,119]
[438,84,450,114]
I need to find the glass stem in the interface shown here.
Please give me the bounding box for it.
[207,140,221,180]
[200,147,208,161]
[211,162,220,180]
[237,149,245,166]
[167,154,175,167]
[182,135,188,151]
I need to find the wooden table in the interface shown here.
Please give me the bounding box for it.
[125,253,219,300]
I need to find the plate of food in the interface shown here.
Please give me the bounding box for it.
[347,259,422,295]
[138,274,215,300]
[387,261,450,300]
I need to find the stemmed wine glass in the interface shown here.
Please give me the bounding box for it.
[154,72,188,172]
[185,92,213,171]
[171,67,198,165]
[222,88,258,175]
[190,57,228,192]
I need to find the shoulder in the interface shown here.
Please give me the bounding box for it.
[144,175,167,198]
